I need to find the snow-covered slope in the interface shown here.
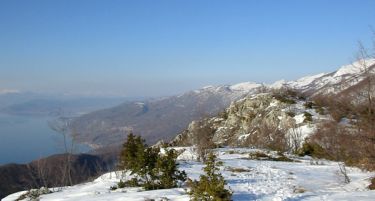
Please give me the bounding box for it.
[229,82,262,91]
[273,59,375,95]
[5,148,374,201]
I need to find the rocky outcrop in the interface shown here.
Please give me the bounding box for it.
[172,93,322,150]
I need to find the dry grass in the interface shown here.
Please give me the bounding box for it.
[247,151,299,162]
[249,151,269,159]
[225,166,252,173]
[293,187,306,194]
[369,177,375,190]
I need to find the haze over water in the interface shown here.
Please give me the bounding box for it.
[0,113,79,164]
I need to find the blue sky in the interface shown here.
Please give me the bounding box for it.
[0,0,374,97]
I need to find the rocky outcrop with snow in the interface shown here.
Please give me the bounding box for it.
[172,93,326,149]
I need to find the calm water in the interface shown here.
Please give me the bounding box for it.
[0,113,86,165]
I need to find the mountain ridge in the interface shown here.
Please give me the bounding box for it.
[71,59,375,148]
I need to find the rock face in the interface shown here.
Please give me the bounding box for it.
[172,93,322,150]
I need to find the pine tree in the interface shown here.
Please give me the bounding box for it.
[118,132,146,174]
[140,147,160,190]
[117,133,186,190]
[188,152,232,201]
[156,149,187,189]
[118,132,136,171]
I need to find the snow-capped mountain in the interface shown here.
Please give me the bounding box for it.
[71,59,375,149]
[273,59,375,95]
[171,59,375,149]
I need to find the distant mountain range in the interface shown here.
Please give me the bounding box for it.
[70,82,263,147]
[0,94,133,117]
[71,59,375,148]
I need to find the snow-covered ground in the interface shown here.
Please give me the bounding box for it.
[4,147,375,201]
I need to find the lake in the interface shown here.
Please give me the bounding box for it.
[0,113,88,165]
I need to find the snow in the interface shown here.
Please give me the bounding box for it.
[229,82,262,91]
[0,89,19,95]
[178,59,375,100]
[269,100,279,107]
[269,79,287,89]
[333,59,375,77]
[294,113,305,124]
[2,191,28,201]
[134,102,145,107]
[4,147,374,201]
[286,124,316,148]
[267,59,375,95]
[201,85,215,90]
[298,124,315,139]
[289,73,327,88]
[238,133,251,141]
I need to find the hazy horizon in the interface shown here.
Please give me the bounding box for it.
[1,0,375,97]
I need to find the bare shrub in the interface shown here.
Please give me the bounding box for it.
[288,125,303,154]
[338,162,351,184]
[309,40,375,170]
[48,117,74,186]
[191,121,216,162]
[245,119,288,152]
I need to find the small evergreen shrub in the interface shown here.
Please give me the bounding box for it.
[117,180,126,188]
[188,153,232,201]
[228,150,236,154]
[125,178,140,187]
[298,142,331,159]
[216,160,224,166]
[117,133,187,191]
[275,96,296,104]
[303,112,313,123]
[16,187,51,201]
[304,101,314,109]
[297,95,306,101]
[118,132,146,173]
[218,110,228,119]
[153,149,187,190]
[286,111,296,117]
